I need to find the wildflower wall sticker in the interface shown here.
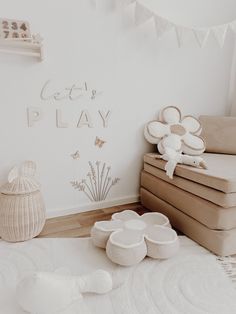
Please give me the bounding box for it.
[71,161,120,202]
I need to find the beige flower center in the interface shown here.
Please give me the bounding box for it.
[170,124,186,136]
[125,219,146,230]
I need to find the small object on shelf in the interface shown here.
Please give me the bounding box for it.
[0,18,31,40]
[0,18,43,61]
[0,161,46,242]
[91,210,179,266]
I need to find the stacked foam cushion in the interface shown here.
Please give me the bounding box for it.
[141,152,236,256]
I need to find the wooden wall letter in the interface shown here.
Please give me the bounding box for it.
[77,110,93,128]
[56,109,69,128]
[40,80,51,100]
[27,107,43,127]
[98,110,111,128]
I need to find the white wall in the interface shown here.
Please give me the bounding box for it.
[0,0,235,216]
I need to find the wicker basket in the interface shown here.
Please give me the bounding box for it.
[0,161,46,242]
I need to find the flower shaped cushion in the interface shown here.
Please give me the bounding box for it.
[144,106,205,156]
[91,210,179,266]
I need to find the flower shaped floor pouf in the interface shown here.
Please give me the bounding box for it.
[91,210,179,266]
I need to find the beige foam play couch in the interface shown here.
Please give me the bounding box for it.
[141,116,236,256]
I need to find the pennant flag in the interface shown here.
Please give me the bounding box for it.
[175,26,186,47]
[99,0,236,49]
[134,2,153,26]
[213,24,228,47]
[193,28,210,48]
[230,21,236,33]
[154,15,173,39]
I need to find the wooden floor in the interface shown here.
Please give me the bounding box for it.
[38,203,149,238]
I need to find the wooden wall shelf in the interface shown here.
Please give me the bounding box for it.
[0,35,44,61]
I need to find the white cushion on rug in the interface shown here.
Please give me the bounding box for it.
[91,210,179,266]
[16,270,112,314]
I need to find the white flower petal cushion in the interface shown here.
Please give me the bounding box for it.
[91,220,123,248]
[181,116,202,135]
[159,106,181,124]
[144,124,160,144]
[139,212,171,227]
[144,106,205,155]
[182,133,206,156]
[145,225,180,259]
[91,210,179,266]
[112,209,140,221]
[146,121,170,140]
[106,229,147,266]
[91,210,170,249]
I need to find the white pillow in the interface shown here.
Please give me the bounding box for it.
[144,106,205,155]
[16,270,113,314]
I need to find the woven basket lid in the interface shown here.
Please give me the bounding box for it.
[0,161,40,195]
[0,176,40,195]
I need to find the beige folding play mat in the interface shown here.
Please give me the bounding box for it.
[141,151,236,256]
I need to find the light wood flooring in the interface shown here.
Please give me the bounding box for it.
[38,203,149,238]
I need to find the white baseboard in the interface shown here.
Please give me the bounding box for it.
[46,195,140,218]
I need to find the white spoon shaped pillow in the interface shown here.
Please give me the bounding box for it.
[16,270,113,314]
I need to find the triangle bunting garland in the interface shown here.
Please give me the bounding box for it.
[154,15,173,39]
[193,29,210,48]
[94,0,236,48]
[213,24,228,47]
[230,21,236,33]
[134,2,153,26]
[175,26,186,47]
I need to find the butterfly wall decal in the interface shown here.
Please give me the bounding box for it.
[71,151,80,160]
[94,136,106,148]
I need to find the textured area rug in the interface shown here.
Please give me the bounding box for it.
[0,236,236,314]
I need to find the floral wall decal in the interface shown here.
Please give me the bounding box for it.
[71,161,120,202]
